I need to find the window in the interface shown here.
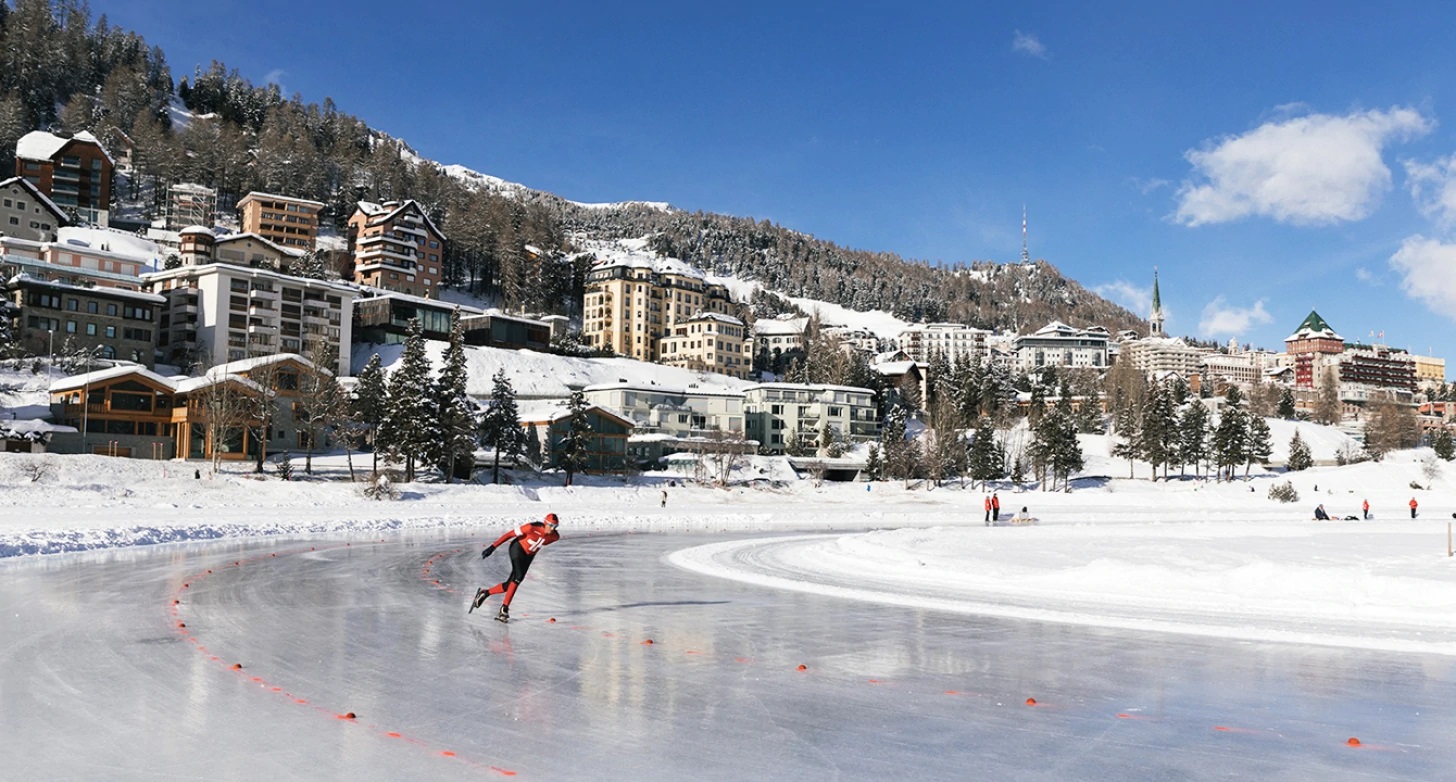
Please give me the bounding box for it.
[104,326,116,338]
[87,301,98,314]
[85,323,97,336]
[65,320,78,333]
[106,303,118,317]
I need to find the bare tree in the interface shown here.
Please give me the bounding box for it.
[295,346,350,475]
[192,376,257,472]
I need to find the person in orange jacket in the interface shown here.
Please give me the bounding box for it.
[992,492,1001,522]
[1410,497,1419,519]
[1362,499,1369,520]
[983,495,992,526]
[470,513,561,623]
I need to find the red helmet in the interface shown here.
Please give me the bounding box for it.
[545,513,559,526]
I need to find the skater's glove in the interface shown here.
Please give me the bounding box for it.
[482,545,495,559]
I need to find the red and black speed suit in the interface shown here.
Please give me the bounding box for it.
[481,521,560,607]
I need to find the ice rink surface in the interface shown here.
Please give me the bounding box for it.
[4,528,1455,780]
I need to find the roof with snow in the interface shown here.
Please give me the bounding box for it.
[214,231,305,259]
[514,399,635,428]
[680,312,744,327]
[752,317,807,336]
[238,191,325,209]
[49,365,175,393]
[15,130,113,164]
[585,240,706,281]
[0,176,70,225]
[204,353,324,379]
[353,200,447,241]
[1286,310,1342,342]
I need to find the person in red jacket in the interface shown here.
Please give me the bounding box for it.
[470,513,561,623]
[1410,497,1419,519]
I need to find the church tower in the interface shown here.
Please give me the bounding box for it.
[1149,268,1165,337]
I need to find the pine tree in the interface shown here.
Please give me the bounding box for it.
[556,391,592,486]
[377,318,436,482]
[351,353,389,473]
[433,310,475,481]
[1432,427,1455,462]
[1177,398,1212,478]
[1137,381,1179,480]
[1286,428,1313,472]
[967,416,1002,490]
[1245,415,1273,477]
[1277,388,1297,419]
[479,369,526,484]
[1213,391,1249,482]
[864,443,882,482]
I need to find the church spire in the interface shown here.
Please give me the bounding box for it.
[1150,267,1165,337]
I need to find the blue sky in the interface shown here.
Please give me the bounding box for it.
[99,1,1456,365]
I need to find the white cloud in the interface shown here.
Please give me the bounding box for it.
[1093,280,1156,319]
[1389,235,1456,320]
[1130,177,1172,195]
[1403,155,1456,230]
[1355,267,1378,284]
[1173,107,1432,226]
[1012,30,1047,59]
[1198,297,1273,337]
[263,69,287,91]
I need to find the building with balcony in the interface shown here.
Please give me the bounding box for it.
[166,183,217,231]
[1118,335,1206,379]
[44,354,332,460]
[742,382,879,454]
[1013,322,1109,371]
[14,130,113,226]
[583,382,750,468]
[659,312,752,380]
[896,322,990,364]
[5,276,161,366]
[347,200,446,296]
[582,248,735,365]
[143,264,355,374]
[0,176,69,241]
[236,192,323,251]
[351,290,483,347]
[0,234,148,291]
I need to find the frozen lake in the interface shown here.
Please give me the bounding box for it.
[3,528,1454,780]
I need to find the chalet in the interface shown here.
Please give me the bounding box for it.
[515,399,633,474]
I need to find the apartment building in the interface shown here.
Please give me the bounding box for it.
[1118,335,1205,379]
[14,130,113,226]
[347,200,446,296]
[0,235,148,290]
[582,252,734,364]
[0,176,69,241]
[659,312,752,380]
[166,183,217,230]
[742,382,879,454]
[144,264,355,375]
[896,322,990,364]
[236,192,323,251]
[1013,322,1110,371]
[5,277,161,366]
[584,382,746,437]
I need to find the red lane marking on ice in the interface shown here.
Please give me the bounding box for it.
[1116,713,1151,720]
[171,541,511,772]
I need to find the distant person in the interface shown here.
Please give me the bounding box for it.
[983,495,992,526]
[1314,504,1330,521]
[470,513,562,624]
[1011,506,1034,524]
[991,492,1001,523]
[661,489,668,508]
[1362,499,1370,520]
[1410,497,1419,519]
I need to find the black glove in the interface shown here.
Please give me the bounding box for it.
[481,545,495,559]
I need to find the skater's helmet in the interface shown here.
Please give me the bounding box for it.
[544,512,560,529]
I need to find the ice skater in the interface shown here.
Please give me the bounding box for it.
[470,512,562,623]
[991,492,1001,523]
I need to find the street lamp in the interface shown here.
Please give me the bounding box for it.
[47,329,54,380]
